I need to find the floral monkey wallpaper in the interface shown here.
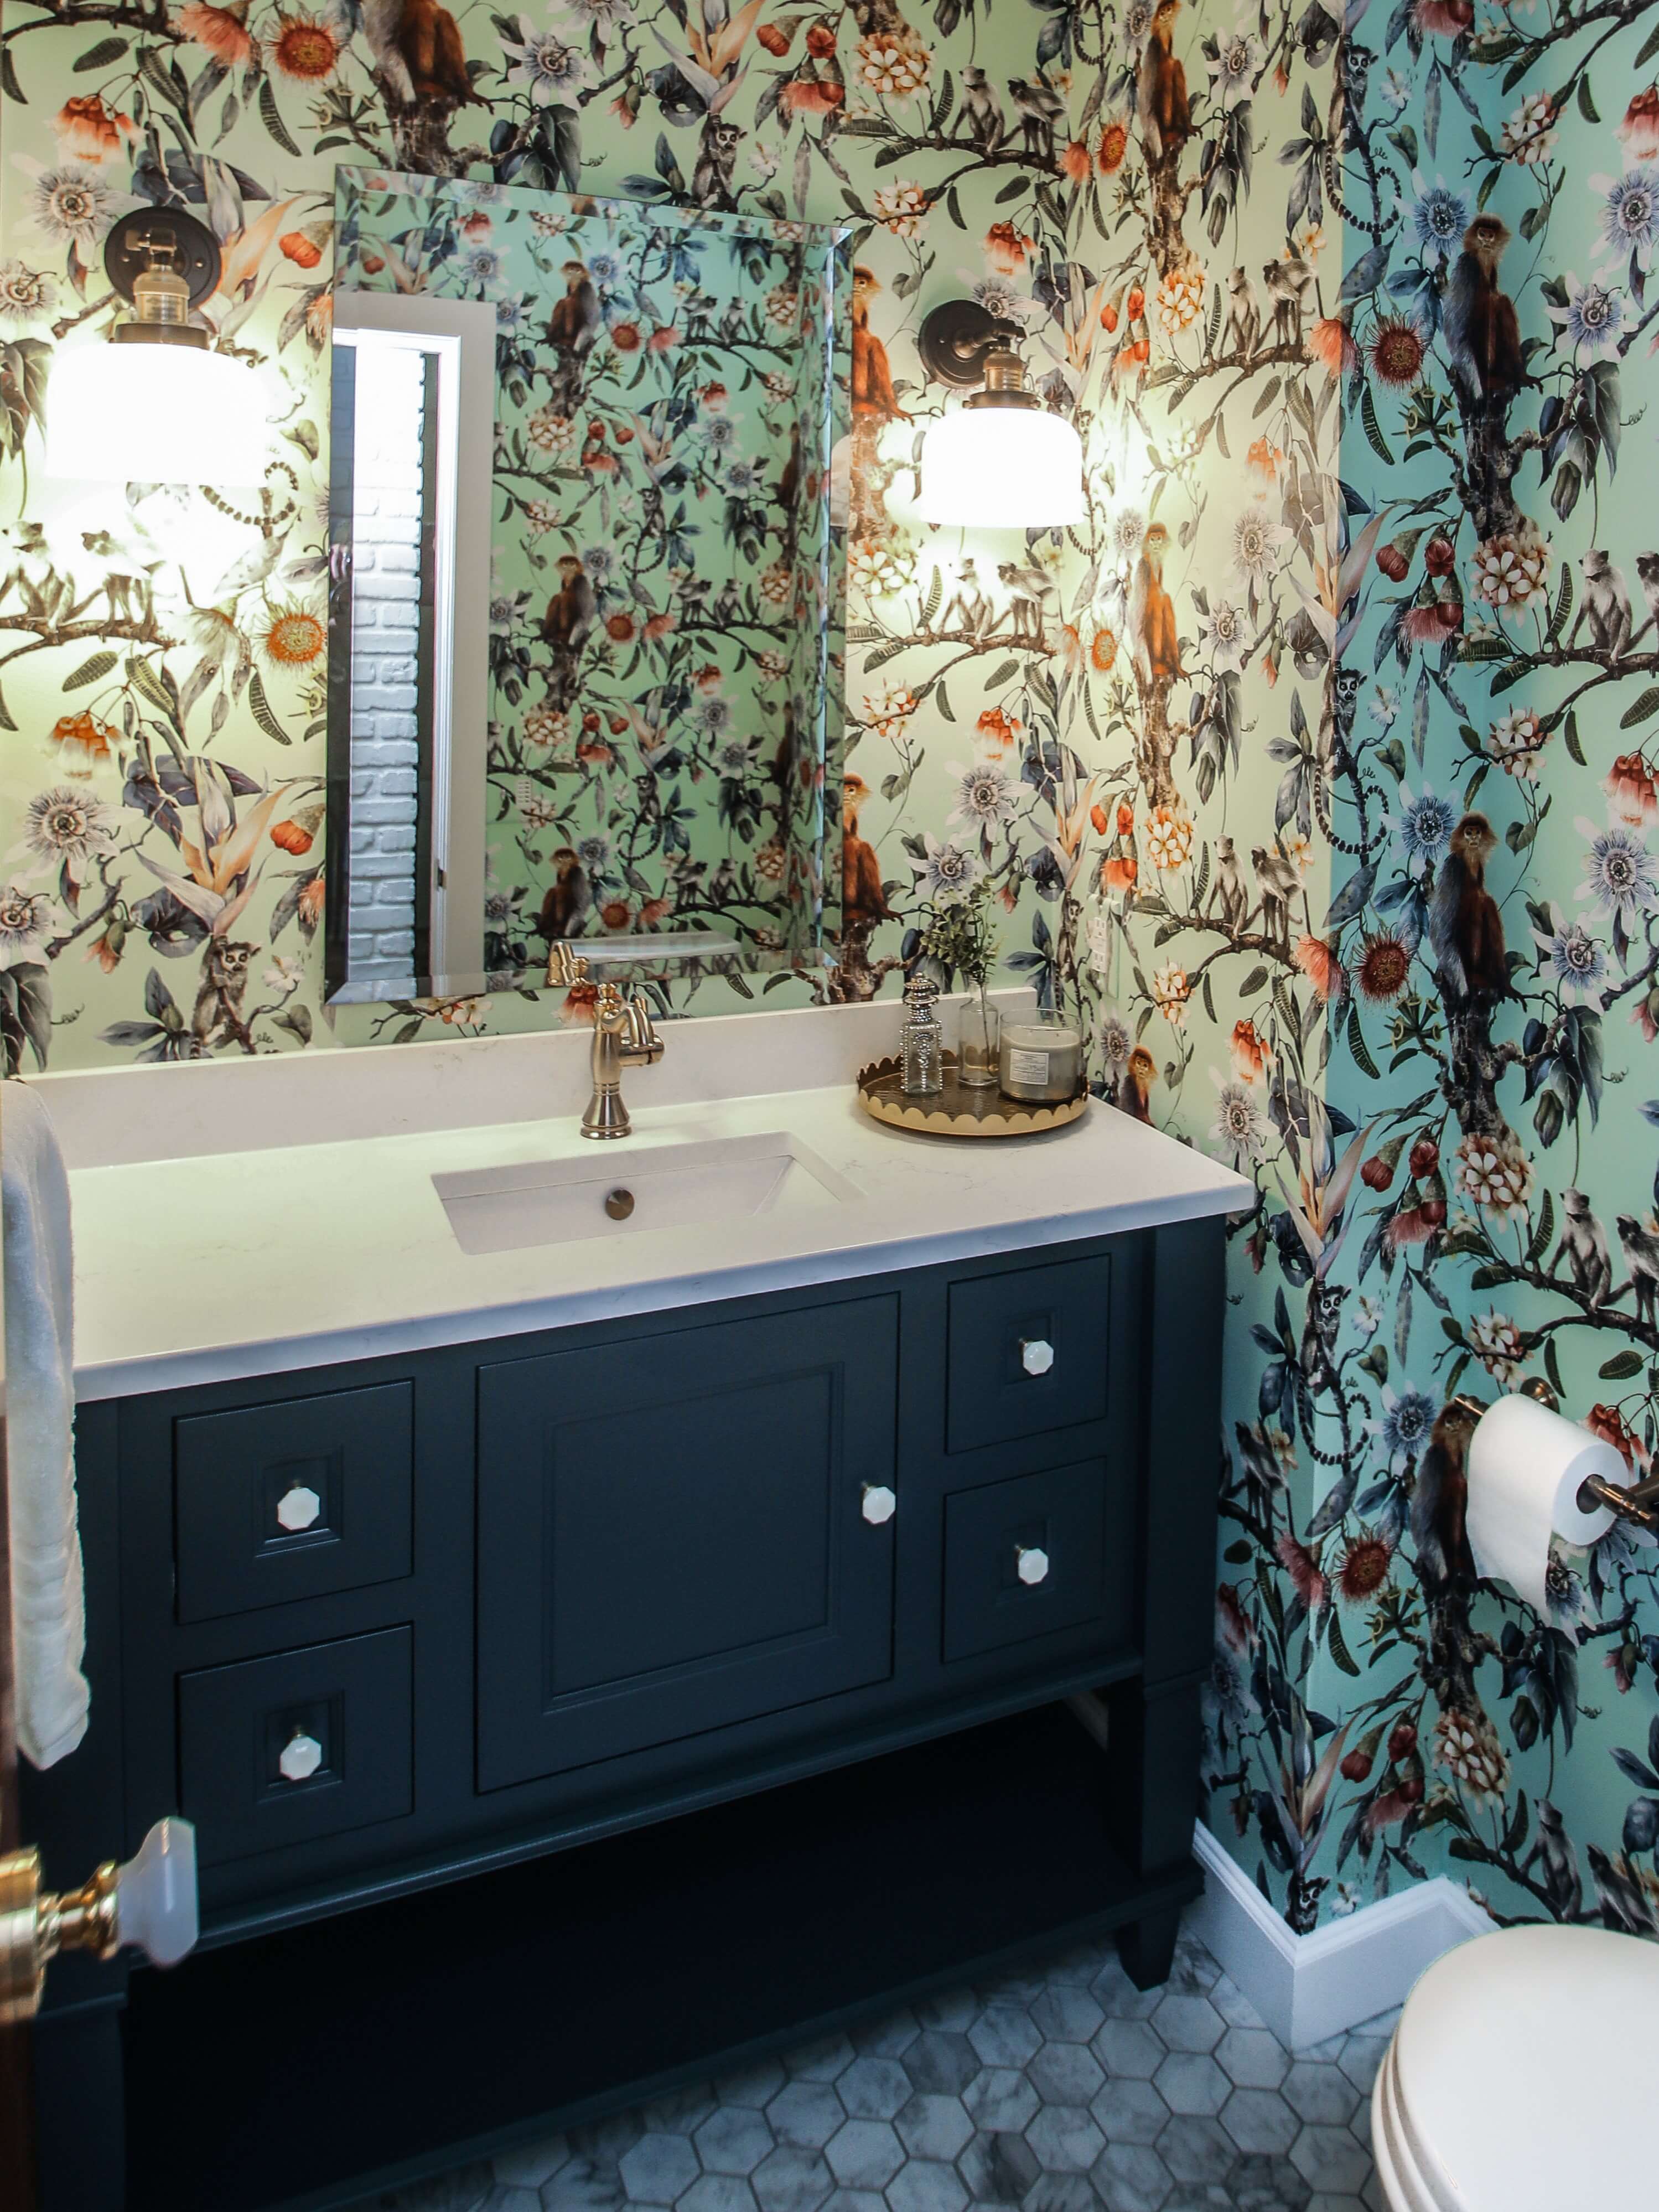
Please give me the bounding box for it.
[335,171,846,977]
[3,0,1659,1944]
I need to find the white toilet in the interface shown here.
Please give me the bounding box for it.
[1372,1923,1658,2210]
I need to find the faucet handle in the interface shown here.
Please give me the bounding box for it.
[625,991,663,1060]
[547,942,590,987]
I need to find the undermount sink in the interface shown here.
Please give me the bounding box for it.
[433,1132,861,1255]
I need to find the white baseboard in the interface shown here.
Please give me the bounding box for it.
[1189,1821,1493,2049]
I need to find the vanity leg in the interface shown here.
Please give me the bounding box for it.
[32,1992,127,2212]
[1117,1905,1181,1992]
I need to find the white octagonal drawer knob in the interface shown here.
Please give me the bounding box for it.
[1020,1338,1055,1378]
[276,1484,322,1532]
[278,1730,323,1784]
[1015,1544,1050,1586]
[861,1483,897,1526]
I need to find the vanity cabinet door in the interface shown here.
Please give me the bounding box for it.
[476,1296,898,1792]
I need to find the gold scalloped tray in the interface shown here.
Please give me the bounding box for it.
[856,1054,1089,1139]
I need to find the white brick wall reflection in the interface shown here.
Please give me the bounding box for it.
[349,344,425,982]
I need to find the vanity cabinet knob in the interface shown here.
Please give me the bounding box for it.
[278,1731,323,1784]
[861,1483,897,1526]
[1019,1338,1055,1378]
[1015,1544,1050,1587]
[276,1484,322,1533]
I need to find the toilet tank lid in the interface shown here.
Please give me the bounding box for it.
[1394,1924,1659,2209]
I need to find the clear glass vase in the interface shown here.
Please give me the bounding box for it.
[957,988,1000,1088]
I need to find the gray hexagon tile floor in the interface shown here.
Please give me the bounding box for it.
[344,1910,1397,2212]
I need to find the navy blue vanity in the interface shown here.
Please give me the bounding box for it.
[23,1218,1223,2212]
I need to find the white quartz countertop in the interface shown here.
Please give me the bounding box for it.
[68,1080,1250,1401]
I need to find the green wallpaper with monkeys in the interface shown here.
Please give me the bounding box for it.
[4,0,1659,1945]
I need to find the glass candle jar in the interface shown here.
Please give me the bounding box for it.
[899,976,945,1095]
[999,1015,1083,1102]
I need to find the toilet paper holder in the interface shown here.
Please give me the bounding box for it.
[1453,1379,1659,1536]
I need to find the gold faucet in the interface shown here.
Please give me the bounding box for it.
[546,942,665,1139]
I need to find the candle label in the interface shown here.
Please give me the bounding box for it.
[1007,1047,1050,1085]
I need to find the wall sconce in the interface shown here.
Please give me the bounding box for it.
[915,299,1082,530]
[46,209,266,487]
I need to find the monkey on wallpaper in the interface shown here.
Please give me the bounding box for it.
[1007,76,1065,165]
[1410,1397,1479,1599]
[956,66,1004,153]
[1442,216,1524,424]
[1212,834,1248,938]
[692,115,743,211]
[1221,267,1261,359]
[1427,813,1509,1006]
[1262,256,1314,350]
[543,555,597,709]
[360,0,483,107]
[1550,1188,1614,1310]
[1297,1278,1348,1417]
[191,939,258,1049]
[1616,1215,1659,1328]
[840,773,894,933]
[1630,552,1659,647]
[1116,1045,1157,1122]
[942,556,993,640]
[1251,844,1302,954]
[538,848,592,943]
[997,560,1055,644]
[851,266,905,423]
[1569,551,1634,659]
[1135,0,1189,164]
[849,265,906,536]
[1128,521,1182,687]
[547,259,600,413]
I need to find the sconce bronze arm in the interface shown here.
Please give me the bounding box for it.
[1450,1379,1659,1535]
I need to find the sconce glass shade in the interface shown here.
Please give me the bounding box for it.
[46,340,267,486]
[917,405,1084,529]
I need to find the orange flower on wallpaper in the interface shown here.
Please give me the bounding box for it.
[976,707,1020,749]
[1057,141,1091,185]
[1097,120,1128,172]
[983,221,1033,273]
[268,10,342,79]
[1308,315,1359,377]
[52,95,136,162]
[280,229,323,269]
[49,711,115,775]
[261,604,325,666]
[1229,1020,1271,1084]
[1100,855,1137,896]
[1091,627,1118,671]
[177,1,253,65]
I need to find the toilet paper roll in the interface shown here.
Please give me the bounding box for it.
[1466,1393,1621,1611]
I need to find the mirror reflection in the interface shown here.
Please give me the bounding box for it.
[325,168,850,1007]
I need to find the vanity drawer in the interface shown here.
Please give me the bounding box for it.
[177,1626,414,1866]
[173,1381,414,1623]
[944,1253,1113,1453]
[941,1459,1130,1664]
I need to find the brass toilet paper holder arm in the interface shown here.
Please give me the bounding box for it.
[1451,1380,1659,1535]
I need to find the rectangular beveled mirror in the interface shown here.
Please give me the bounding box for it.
[324,167,850,1009]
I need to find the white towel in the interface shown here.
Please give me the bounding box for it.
[2,1082,89,1768]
